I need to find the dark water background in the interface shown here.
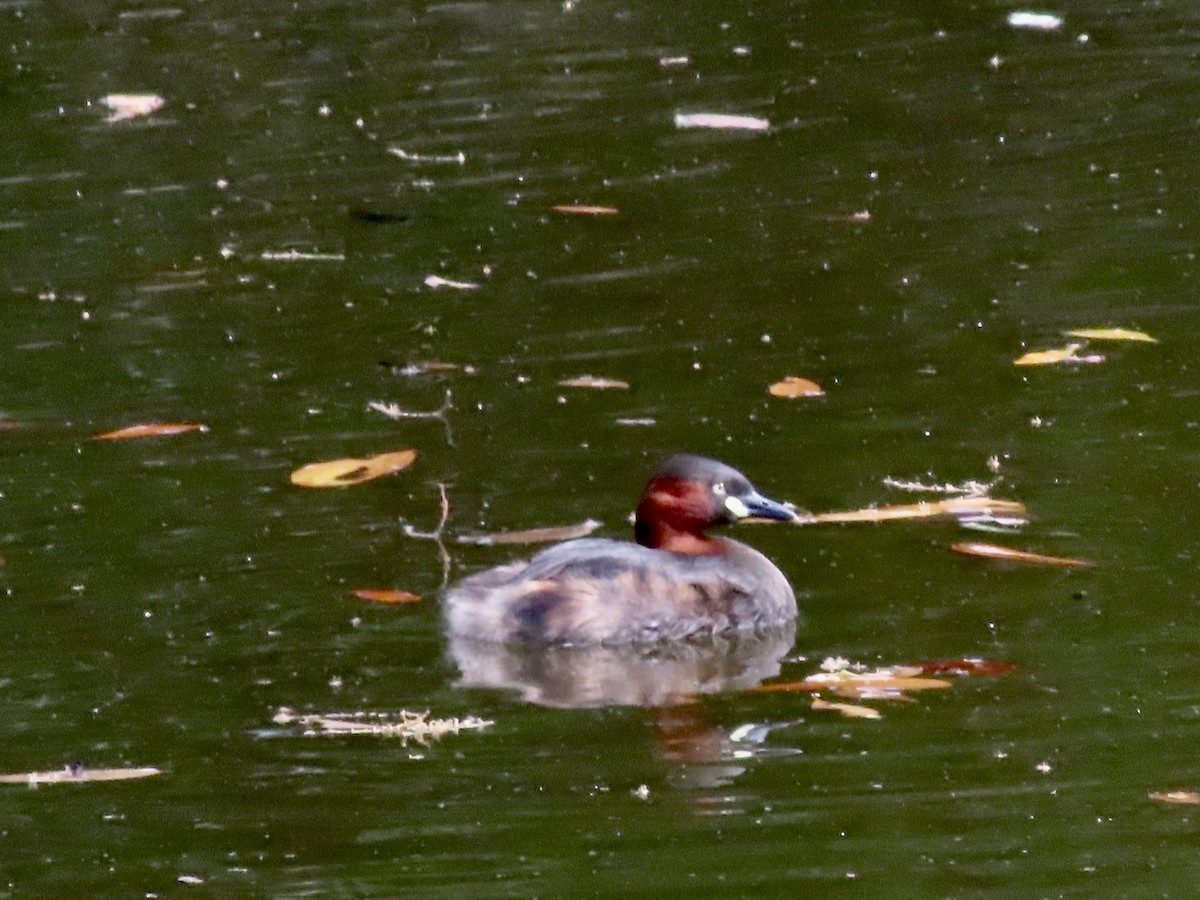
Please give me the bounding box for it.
[3,0,1200,895]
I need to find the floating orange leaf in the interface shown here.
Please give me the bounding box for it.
[951,541,1093,568]
[810,698,882,719]
[350,588,422,605]
[768,376,825,399]
[94,422,208,441]
[551,204,620,216]
[457,519,602,546]
[1150,791,1200,805]
[1013,344,1104,366]
[1065,327,1157,343]
[290,449,418,488]
[558,376,630,390]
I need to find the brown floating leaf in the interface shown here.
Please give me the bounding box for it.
[768,376,825,399]
[1014,344,1104,366]
[0,765,161,785]
[350,588,422,605]
[916,658,1018,677]
[803,496,1027,526]
[290,449,418,488]
[558,376,630,390]
[1065,327,1157,343]
[457,519,602,546]
[810,697,882,719]
[551,204,620,216]
[94,422,208,441]
[1150,790,1200,805]
[951,541,1093,568]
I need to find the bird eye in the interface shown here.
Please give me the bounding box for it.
[712,482,727,497]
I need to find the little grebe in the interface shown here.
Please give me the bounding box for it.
[444,455,799,645]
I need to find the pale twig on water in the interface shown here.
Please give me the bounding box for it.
[400,481,453,586]
[369,389,454,446]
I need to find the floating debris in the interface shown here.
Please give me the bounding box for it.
[0,764,162,786]
[289,449,418,488]
[457,519,602,546]
[673,112,770,132]
[951,541,1093,568]
[274,707,493,745]
[1150,790,1200,806]
[882,476,993,497]
[1006,11,1064,31]
[800,496,1028,527]
[768,376,825,399]
[387,147,467,165]
[810,697,883,720]
[551,204,620,216]
[1014,344,1104,366]
[260,249,345,262]
[424,274,480,291]
[558,375,630,390]
[94,422,208,441]
[1064,327,1157,343]
[350,588,422,605]
[101,93,165,123]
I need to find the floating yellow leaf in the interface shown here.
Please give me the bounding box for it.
[1065,327,1157,343]
[456,519,602,546]
[811,697,882,719]
[94,422,208,441]
[952,541,1093,568]
[558,376,630,390]
[290,449,418,488]
[350,588,422,605]
[1150,790,1200,805]
[768,376,825,399]
[551,205,620,216]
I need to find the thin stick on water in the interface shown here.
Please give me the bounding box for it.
[808,497,1026,524]
[369,389,454,446]
[792,496,1028,525]
[401,481,453,586]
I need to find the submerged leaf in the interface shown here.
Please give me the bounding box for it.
[1065,327,1157,343]
[768,376,825,399]
[558,376,630,390]
[94,422,208,441]
[290,449,418,488]
[350,588,422,605]
[952,541,1093,568]
[457,519,603,546]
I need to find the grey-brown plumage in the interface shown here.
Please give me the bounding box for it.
[443,455,799,646]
